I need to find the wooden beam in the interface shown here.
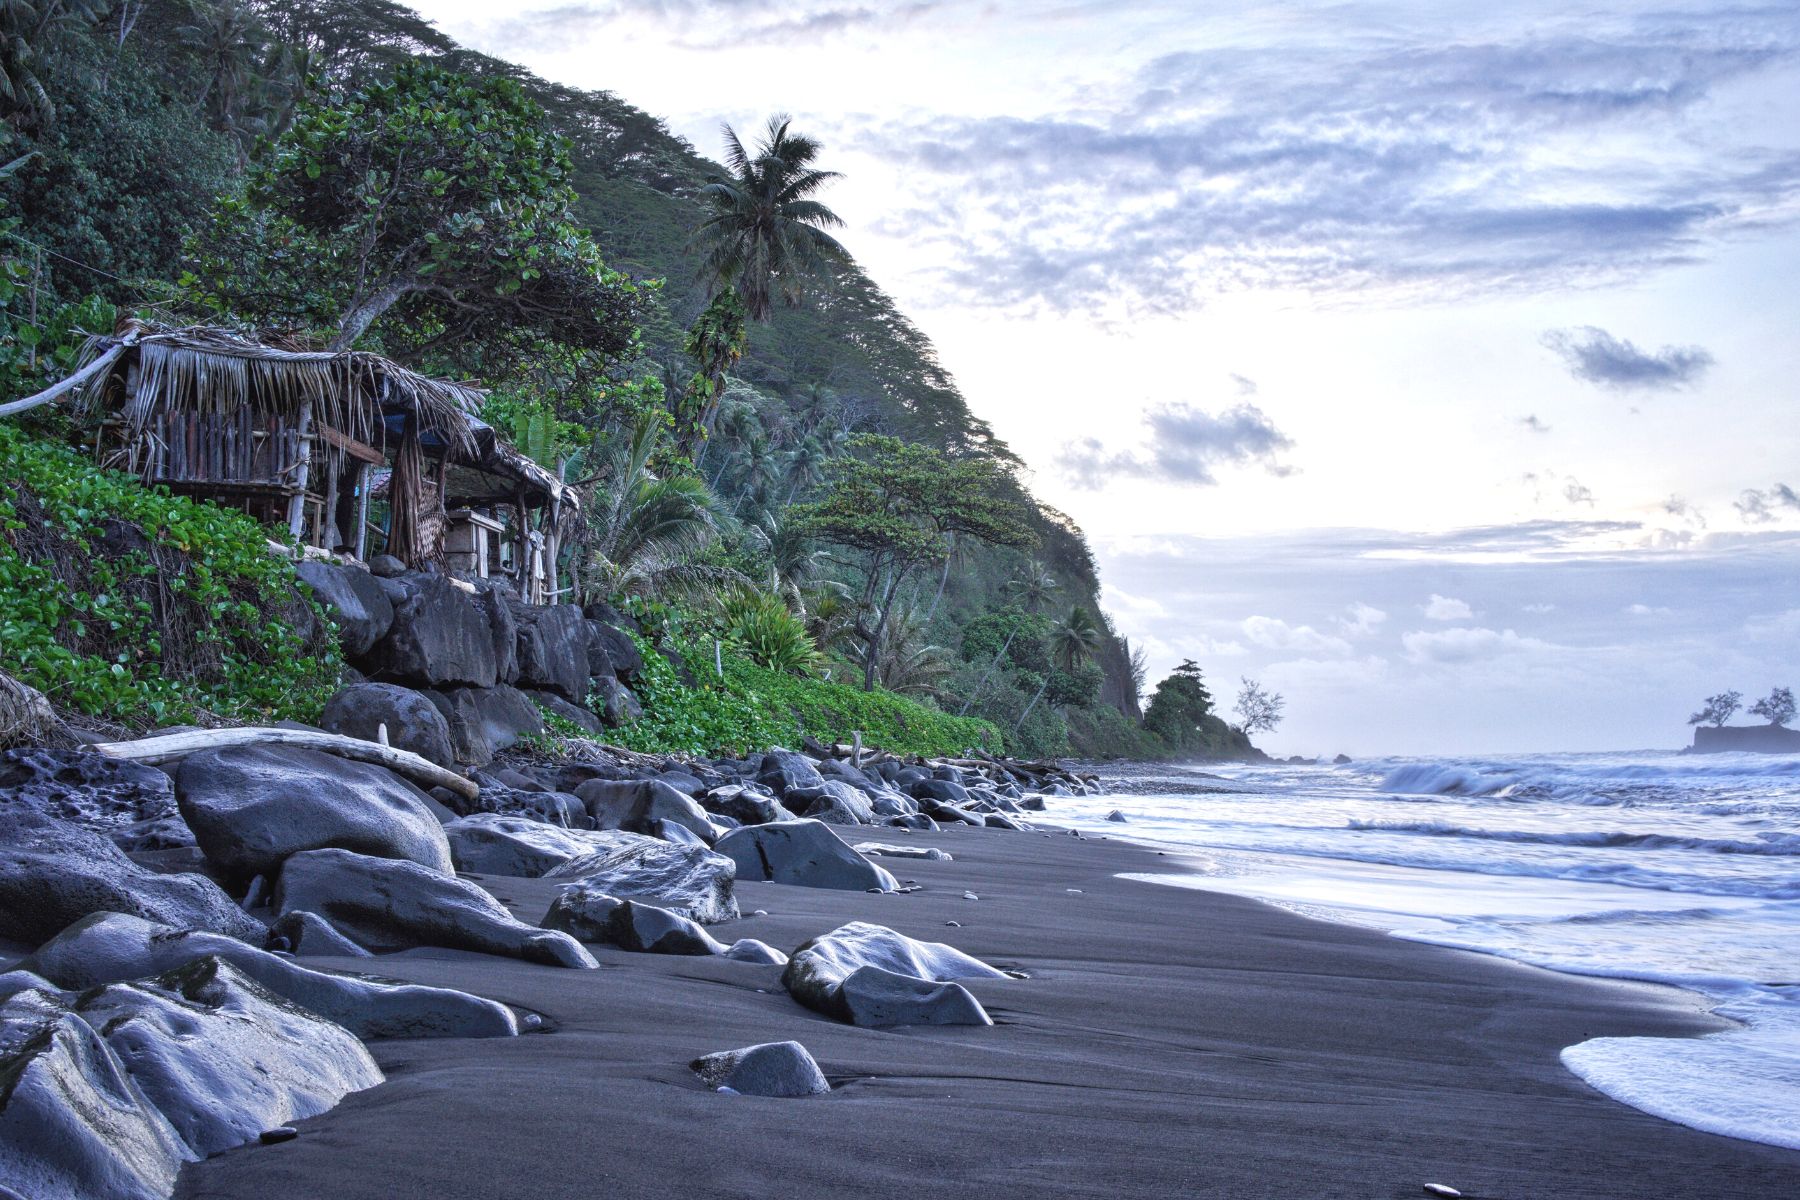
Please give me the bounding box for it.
[89,726,479,803]
[0,341,129,418]
[316,423,385,466]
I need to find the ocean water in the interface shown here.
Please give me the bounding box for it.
[1056,752,1800,1152]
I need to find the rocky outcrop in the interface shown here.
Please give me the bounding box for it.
[691,1041,829,1097]
[511,602,588,701]
[319,682,456,769]
[0,810,263,945]
[544,836,739,924]
[296,560,394,658]
[715,820,897,893]
[424,684,545,769]
[25,913,518,1040]
[0,747,175,832]
[274,848,596,968]
[781,922,1007,1027]
[1692,724,1800,754]
[365,575,498,688]
[174,745,453,878]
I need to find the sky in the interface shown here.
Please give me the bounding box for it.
[408,0,1800,756]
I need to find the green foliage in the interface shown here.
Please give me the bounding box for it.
[716,587,820,674]
[0,240,115,435]
[0,426,342,725]
[1143,659,1217,750]
[610,625,1001,758]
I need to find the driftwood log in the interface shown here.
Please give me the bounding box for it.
[0,338,133,419]
[89,726,480,803]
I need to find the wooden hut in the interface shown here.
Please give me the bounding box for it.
[69,322,572,601]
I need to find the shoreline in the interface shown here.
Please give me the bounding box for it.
[176,820,1800,1199]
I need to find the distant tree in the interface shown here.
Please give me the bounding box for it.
[1687,690,1743,727]
[1233,677,1286,735]
[791,434,1036,690]
[1748,687,1796,728]
[1144,660,1213,747]
[1015,606,1101,732]
[576,410,732,601]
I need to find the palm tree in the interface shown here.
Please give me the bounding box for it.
[958,562,1058,715]
[0,0,109,129]
[694,114,849,321]
[781,435,829,507]
[876,604,955,699]
[1016,605,1101,732]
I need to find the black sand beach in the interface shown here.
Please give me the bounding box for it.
[175,824,1800,1200]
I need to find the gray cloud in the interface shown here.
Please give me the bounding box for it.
[1058,401,1294,489]
[480,1,938,53]
[1540,326,1716,390]
[1229,373,1258,396]
[1563,479,1597,506]
[1736,483,1800,524]
[1519,414,1551,433]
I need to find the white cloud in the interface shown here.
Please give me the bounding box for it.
[1402,626,1551,664]
[1241,615,1352,658]
[1337,602,1388,636]
[1625,603,1674,616]
[1523,603,1557,614]
[1423,594,1474,621]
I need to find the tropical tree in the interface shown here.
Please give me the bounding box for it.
[576,411,733,600]
[1144,660,1214,748]
[676,289,748,456]
[1007,559,1058,614]
[0,0,109,130]
[1748,686,1796,727]
[781,435,830,506]
[1016,605,1101,731]
[1688,690,1743,727]
[875,604,955,698]
[1233,677,1286,735]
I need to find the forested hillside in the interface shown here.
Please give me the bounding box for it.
[0,0,1252,760]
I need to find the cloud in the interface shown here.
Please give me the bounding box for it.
[1735,483,1800,524]
[1522,603,1557,614]
[1663,494,1708,530]
[1626,603,1674,616]
[479,1,938,52]
[1402,626,1551,664]
[1423,594,1474,621]
[1241,615,1352,658]
[1337,603,1388,636]
[1541,326,1715,391]
[1563,479,1596,506]
[1058,401,1293,489]
[1228,373,1258,395]
[1518,414,1552,433]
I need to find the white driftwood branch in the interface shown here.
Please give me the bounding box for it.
[0,340,130,418]
[90,725,478,802]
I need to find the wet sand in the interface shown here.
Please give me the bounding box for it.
[178,824,1800,1200]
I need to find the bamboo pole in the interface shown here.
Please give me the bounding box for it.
[286,401,314,538]
[0,340,130,418]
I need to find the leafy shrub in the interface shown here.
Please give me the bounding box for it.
[716,586,820,674]
[0,427,342,726]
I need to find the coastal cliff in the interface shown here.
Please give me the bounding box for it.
[1692,724,1800,754]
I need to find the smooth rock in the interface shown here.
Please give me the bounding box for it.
[716,820,897,893]
[1105,809,1128,823]
[788,780,875,826]
[268,910,371,957]
[319,682,456,769]
[174,745,453,878]
[690,1041,829,1098]
[544,836,738,924]
[700,784,786,827]
[295,560,393,658]
[574,778,715,842]
[274,849,595,968]
[541,889,723,955]
[721,939,788,966]
[853,842,952,861]
[444,814,625,878]
[758,750,825,796]
[781,922,1006,1027]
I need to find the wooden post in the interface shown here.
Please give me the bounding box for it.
[353,463,371,561]
[285,401,314,539]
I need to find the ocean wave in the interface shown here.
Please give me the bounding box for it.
[1346,818,1800,857]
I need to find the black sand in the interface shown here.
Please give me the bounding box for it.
[177,825,1800,1199]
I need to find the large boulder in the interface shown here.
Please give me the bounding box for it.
[591,675,644,726]
[691,1041,829,1098]
[423,684,544,769]
[782,922,1006,1027]
[512,602,589,701]
[542,889,785,963]
[0,810,263,946]
[700,783,787,827]
[759,750,825,796]
[587,619,643,680]
[524,689,603,735]
[574,778,715,842]
[544,836,739,924]
[174,745,453,878]
[471,583,519,686]
[715,820,897,892]
[786,780,875,826]
[444,815,626,878]
[0,747,175,833]
[73,958,382,1158]
[273,849,596,969]
[24,914,516,1039]
[296,560,393,658]
[269,910,371,957]
[0,988,191,1200]
[319,682,456,769]
[911,777,971,806]
[366,575,497,688]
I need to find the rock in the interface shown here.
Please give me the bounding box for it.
[296,560,394,658]
[541,889,724,955]
[690,1041,829,1098]
[591,675,643,726]
[787,780,875,826]
[367,554,406,578]
[523,689,603,736]
[853,842,952,861]
[781,922,1006,1027]
[273,849,596,969]
[73,958,383,1158]
[588,620,643,680]
[1334,754,1353,765]
[0,988,191,1200]
[759,750,825,796]
[721,939,788,966]
[910,778,970,805]
[174,745,453,878]
[574,778,715,842]
[817,758,880,790]
[1105,809,1127,823]
[261,1127,298,1144]
[544,837,738,924]
[0,810,263,946]
[423,684,544,769]
[716,820,897,893]
[24,913,517,1040]
[700,783,786,827]
[319,682,456,769]
[0,747,176,833]
[110,815,195,854]
[366,574,497,688]
[653,770,706,796]
[984,812,1026,831]
[443,814,625,878]
[268,910,371,957]
[512,602,589,701]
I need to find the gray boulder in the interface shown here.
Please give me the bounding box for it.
[174,745,453,877]
[74,958,382,1158]
[853,842,952,861]
[296,560,393,658]
[24,914,516,1039]
[716,820,897,893]
[319,682,456,769]
[574,778,715,842]
[721,938,789,966]
[0,747,175,833]
[274,849,596,968]
[588,620,643,679]
[269,910,371,957]
[0,810,263,946]
[691,1041,829,1098]
[367,575,497,688]
[524,689,603,735]
[788,780,875,826]
[782,922,1006,1027]
[0,988,191,1200]
[542,888,723,955]
[911,778,971,805]
[512,602,589,700]
[701,784,786,827]
[444,814,626,878]
[423,684,544,769]
[471,584,519,686]
[544,836,739,924]
[759,749,825,795]
[591,675,644,726]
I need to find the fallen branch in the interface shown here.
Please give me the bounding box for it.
[89,725,479,803]
[0,339,131,419]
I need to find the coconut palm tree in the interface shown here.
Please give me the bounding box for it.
[694,114,849,321]
[781,434,830,507]
[1016,605,1101,732]
[877,604,955,699]
[1007,559,1058,614]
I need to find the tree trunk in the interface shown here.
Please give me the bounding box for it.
[959,626,1019,715]
[329,280,413,352]
[1014,673,1052,733]
[862,568,904,692]
[924,550,953,624]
